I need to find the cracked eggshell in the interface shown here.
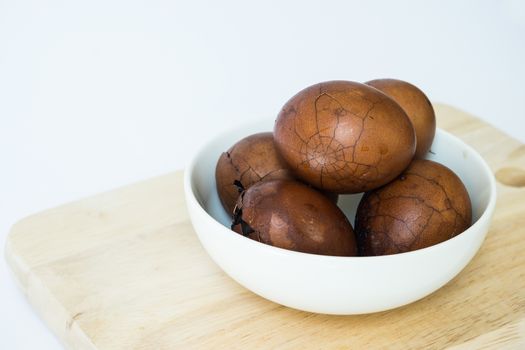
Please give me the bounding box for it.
[215,132,295,215]
[274,80,416,194]
[232,179,357,256]
[366,79,436,159]
[355,159,472,256]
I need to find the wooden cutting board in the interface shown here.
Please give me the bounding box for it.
[5,104,525,349]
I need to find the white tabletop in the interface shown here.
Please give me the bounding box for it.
[1,1,524,348]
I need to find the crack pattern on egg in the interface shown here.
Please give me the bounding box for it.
[274,81,416,193]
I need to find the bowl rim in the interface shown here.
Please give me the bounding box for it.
[184,126,497,262]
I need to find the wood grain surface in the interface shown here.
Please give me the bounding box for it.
[5,104,525,349]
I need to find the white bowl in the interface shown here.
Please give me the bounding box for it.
[183,120,497,315]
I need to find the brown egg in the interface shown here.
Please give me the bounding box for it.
[215,132,337,214]
[274,80,416,193]
[215,132,295,215]
[232,180,357,256]
[355,159,472,256]
[366,79,436,158]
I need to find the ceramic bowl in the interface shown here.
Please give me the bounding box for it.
[183,120,496,315]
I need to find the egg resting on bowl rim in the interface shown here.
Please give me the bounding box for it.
[215,132,295,215]
[215,132,339,215]
[355,159,472,256]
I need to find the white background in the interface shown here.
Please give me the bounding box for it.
[1,0,524,348]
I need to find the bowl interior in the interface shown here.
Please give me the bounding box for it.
[190,119,493,238]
